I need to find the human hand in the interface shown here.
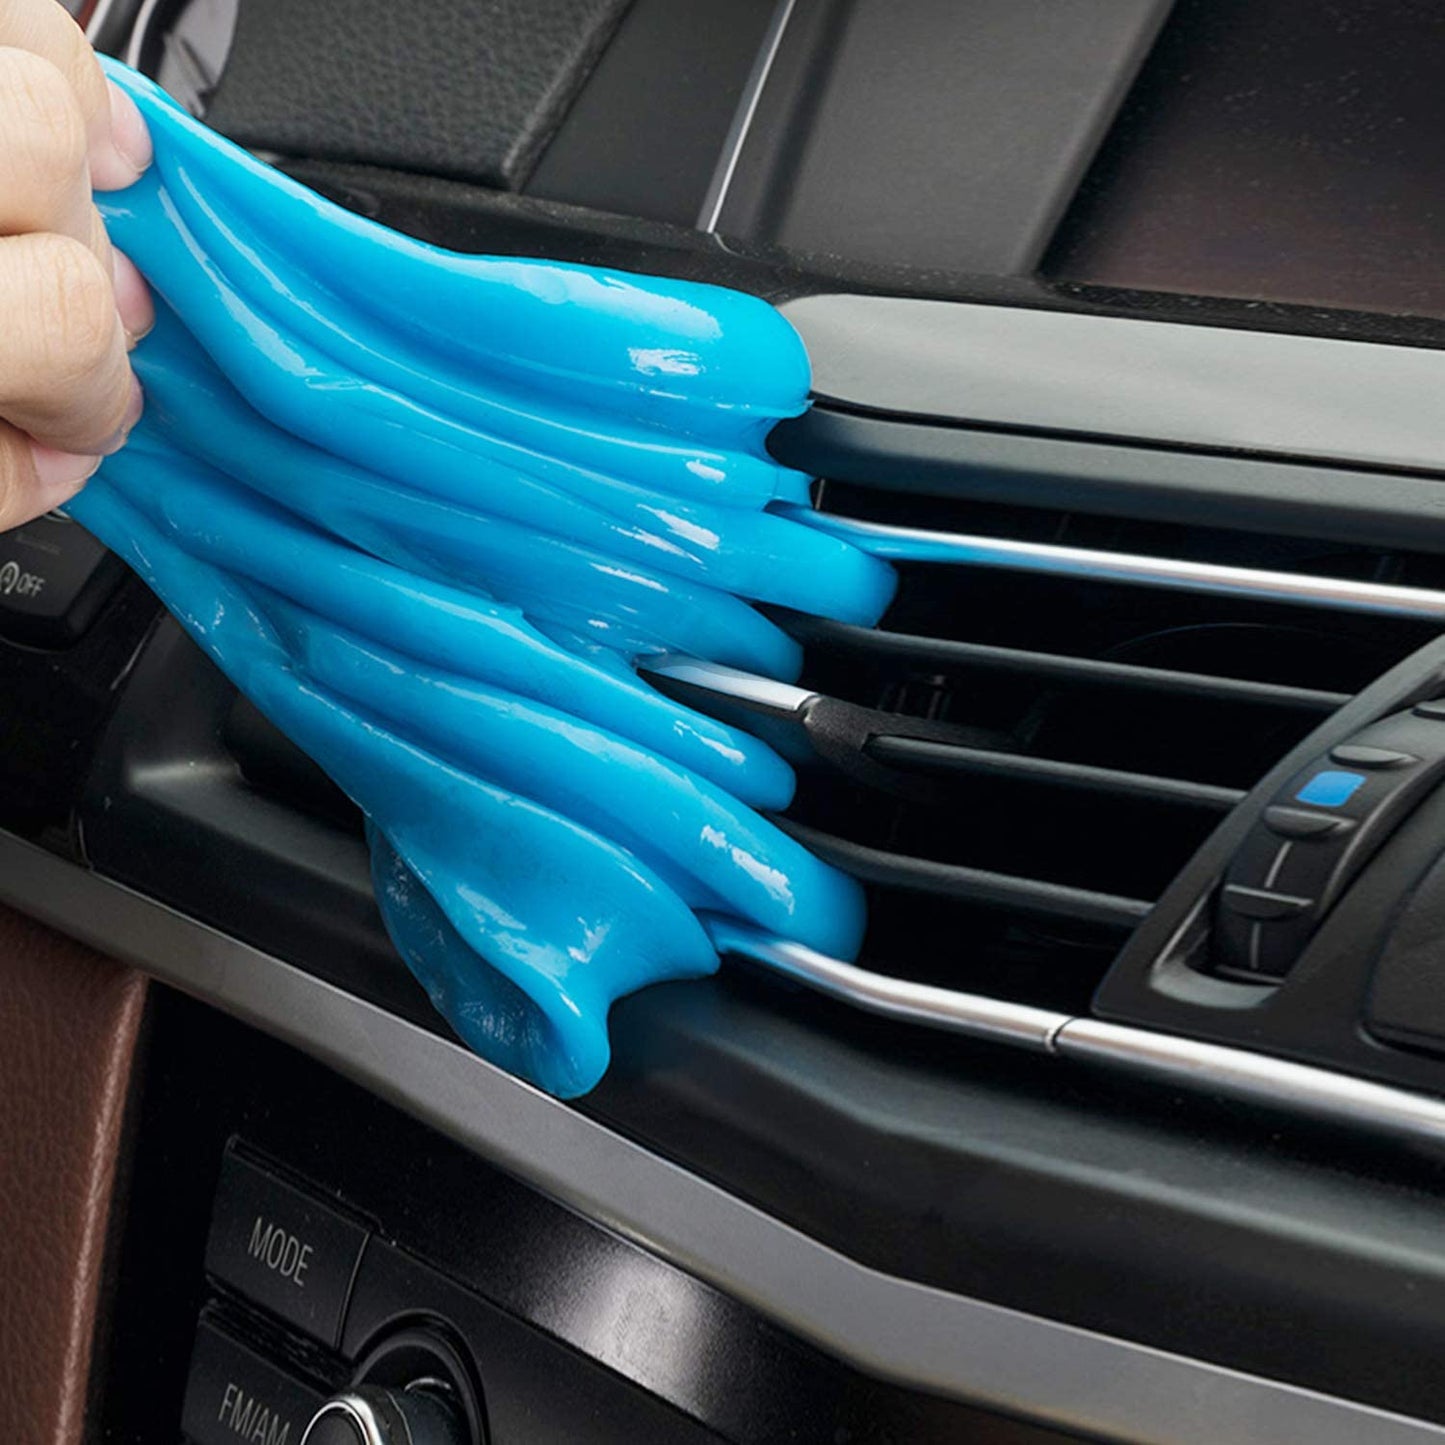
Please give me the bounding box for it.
[0,0,153,530]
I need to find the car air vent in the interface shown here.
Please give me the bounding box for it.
[648,472,1445,1035]
[216,461,1445,1051]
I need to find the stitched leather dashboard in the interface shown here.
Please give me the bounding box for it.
[0,905,146,1445]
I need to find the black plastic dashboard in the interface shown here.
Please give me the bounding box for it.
[13,2,1445,1441]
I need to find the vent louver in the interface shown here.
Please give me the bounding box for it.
[650,469,1445,1036]
[221,448,1445,1053]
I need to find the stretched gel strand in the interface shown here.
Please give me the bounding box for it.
[77,59,896,1097]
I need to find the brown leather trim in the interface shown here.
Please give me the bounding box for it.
[0,902,147,1445]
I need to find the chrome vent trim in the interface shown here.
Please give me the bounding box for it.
[706,918,1069,1051]
[1056,1019,1445,1148]
[712,923,1445,1152]
[800,510,1445,621]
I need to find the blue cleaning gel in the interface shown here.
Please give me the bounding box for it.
[78,60,896,1097]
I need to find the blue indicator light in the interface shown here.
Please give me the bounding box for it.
[1296,770,1367,807]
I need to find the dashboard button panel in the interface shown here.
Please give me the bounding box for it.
[205,1150,369,1348]
[1214,703,1445,982]
[1261,804,1356,840]
[182,1317,325,1445]
[0,512,126,647]
[1327,744,1416,770]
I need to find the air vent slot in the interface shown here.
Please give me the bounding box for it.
[216,461,1445,1031]
[654,468,1445,1022]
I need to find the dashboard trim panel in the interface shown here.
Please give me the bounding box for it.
[781,294,1445,476]
[5,827,1445,1444]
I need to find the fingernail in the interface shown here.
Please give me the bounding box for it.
[92,82,154,190]
[112,249,155,345]
[109,82,153,173]
[30,444,102,499]
[97,375,145,456]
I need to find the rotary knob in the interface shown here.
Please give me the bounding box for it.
[302,1385,468,1445]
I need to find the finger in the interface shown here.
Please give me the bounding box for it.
[112,246,154,345]
[0,22,155,340]
[0,231,142,455]
[0,47,154,341]
[0,48,95,244]
[0,416,99,533]
[0,0,151,189]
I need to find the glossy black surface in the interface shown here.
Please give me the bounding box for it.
[0,560,157,853]
[0,514,128,648]
[205,1151,370,1348]
[97,988,1076,1443]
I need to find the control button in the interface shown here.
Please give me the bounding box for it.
[1215,912,1315,983]
[1412,698,1445,721]
[302,1388,469,1445]
[1294,769,1367,807]
[1253,916,1316,981]
[1221,884,1313,921]
[181,1319,325,1445]
[1263,805,1356,840]
[206,1151,368,1348]
[305,1414,366,1445]
[0,512,125,646]
[1214,704,1445,982]
[1328,744,1417,770]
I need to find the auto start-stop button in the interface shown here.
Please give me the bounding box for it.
[205,1149,370,1348]
[0,511,126,646]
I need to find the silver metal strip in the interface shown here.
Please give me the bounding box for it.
[3,828,1444,1444]
[696,0,798,233]
[639,654,815,715]
[706,918,1068,1051]
[84,0,122,41]
[805,512,1445,622]
[121,0,164,67]
[1057,1019,1445,1148]
[85,0,144,52]
[718,929,1445,1153]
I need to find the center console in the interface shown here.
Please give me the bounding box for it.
[104,991,1070,1444]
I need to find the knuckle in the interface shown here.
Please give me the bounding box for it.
[25,232,117,382]
[0,49,87,187]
